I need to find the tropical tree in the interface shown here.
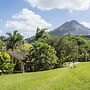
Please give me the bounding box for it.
[0,36,7,51]
[0,40,6,51]
[28,42,58,71]
[6,30,23,51]
[39,35,90,66]
[35,27,47,41]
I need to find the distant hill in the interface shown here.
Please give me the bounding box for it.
[50,20,90,36]
[25,36,35,43]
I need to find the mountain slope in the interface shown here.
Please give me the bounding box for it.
[50,20,90,36]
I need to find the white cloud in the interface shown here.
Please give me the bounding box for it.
[6,8,52,37]
[81,21,90,28]
[26,0,90,11]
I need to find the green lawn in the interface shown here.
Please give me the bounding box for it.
[0,62,90,90]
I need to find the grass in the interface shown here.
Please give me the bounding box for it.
[0,62,90,90]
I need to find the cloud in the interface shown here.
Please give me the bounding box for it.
[25,0,90,11]
[6,8,52,37]
[81,21,90,28]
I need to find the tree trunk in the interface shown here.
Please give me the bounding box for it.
[21,60,25,73]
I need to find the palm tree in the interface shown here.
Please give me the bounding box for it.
[0,36,7,51]
[6,30,23,51]
[35,27,47,41]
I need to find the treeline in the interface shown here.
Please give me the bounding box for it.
[0,28,90,73]
[36,28,90,66]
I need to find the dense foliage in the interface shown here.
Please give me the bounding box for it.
[38,29,90,67]
[6,30,23,51]
[0,29,90,73]
[28,42,58,71]
[0,52,15,74]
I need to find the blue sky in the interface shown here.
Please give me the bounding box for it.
[0,0,90,38]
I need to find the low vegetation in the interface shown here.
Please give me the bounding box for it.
[0,62,90,90]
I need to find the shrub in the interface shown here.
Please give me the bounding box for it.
[0,52,15,74]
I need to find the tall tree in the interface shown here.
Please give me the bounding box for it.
[0,36,7,51]
[28,42,58,71]
[35,27,47,41]
[6,30,23,51]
